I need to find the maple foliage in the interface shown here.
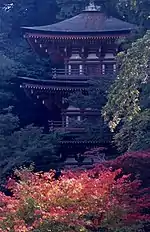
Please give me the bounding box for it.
[103,150,150,188]
[0,167,150,232]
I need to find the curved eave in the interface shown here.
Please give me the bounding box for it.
[23,32,133,43]
[18,76,88,85]
[22,28,136,40]
[17,77,89,91]
[60,141,109,144]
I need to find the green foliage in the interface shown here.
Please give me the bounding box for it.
[0,0,57,33]
[69,78,113,109]
[56,0,86,19]
[57,0,122,20]
[68,78,114,142]
[103,31,150,129]
[113,109,150,152]
[0,54,17,110]
[0,110,61,185]
[0,1,61,182]
[103,31,150,152]
[69,117,112,142]
[32,221,80,232]
[57,0,150,27]
[14,44,52,79]
[116,0,150,27]
[69,77,114,109]
[0,0,56,79]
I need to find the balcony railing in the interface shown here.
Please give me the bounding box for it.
[49,121,62,129]
[48,120,85,133]
[52,68,88,79]
[52,67,116,80]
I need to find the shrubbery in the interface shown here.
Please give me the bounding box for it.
[0,166,150,232]
[104,150,150,188]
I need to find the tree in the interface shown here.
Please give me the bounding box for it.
[0,54,16,111]
[0,0,57,34]
[57,0,150,27]
[0,0,57,79]
[0,167,150,232]
[0,2,63,185]
[0,110,62,186]
[67,78,114,142]
[116,0,150,28]
[103,31,150,152]
[103,150,150,188]
[69,78,113,110]
[57,0,119,20]
[113,109,150,152]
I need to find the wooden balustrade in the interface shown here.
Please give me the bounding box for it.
[52,68,87,75]
[49,121,62,129]
[52,66,116,79]
[48,120,85,132]
[52,68,88,79]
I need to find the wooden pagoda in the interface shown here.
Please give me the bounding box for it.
[18,2,136,167]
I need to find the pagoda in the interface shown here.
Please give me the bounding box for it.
[18,2,136,167]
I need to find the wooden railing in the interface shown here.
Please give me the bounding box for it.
[52,67,116,79]
[52,68,88,79]
[48,121,85,132]
[49,121,62,129]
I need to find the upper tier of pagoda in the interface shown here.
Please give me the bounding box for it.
[21,2,137,80]
[23,2,136,37]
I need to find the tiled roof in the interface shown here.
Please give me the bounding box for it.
[23,7,136,34]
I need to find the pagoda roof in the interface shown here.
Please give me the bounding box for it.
[18,77,89,91]
[23,3,136,35]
